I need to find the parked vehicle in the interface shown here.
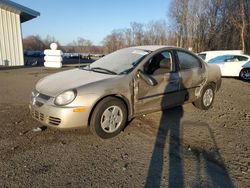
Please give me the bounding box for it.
[24,50,44,57]
[29,46,221,138]
[198,50,243,62]
[208,54,250,80]
[24,51,45,66]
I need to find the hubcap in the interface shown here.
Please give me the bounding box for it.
[203,88,213,107]
[241,69,250,80]
[100,106,123,133]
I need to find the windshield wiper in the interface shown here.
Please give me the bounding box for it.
[90,67,117,75]
[119,68,133,75]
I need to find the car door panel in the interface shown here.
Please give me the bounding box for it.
[133,50,183,115]
[134,72,181,115]
[175,50,206,102]
[223,61,245,76]
[179,68,205,102]
[217,64,225,76]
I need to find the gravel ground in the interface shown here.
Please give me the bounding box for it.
[0,67,249,187]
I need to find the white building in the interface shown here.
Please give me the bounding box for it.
[0,0,39,66]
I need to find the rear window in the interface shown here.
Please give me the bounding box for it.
[234,56,248,61]
[177,51,202,70]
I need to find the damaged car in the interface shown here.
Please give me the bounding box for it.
[29,46,221,139]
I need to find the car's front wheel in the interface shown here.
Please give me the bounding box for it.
[240,68,250,81]
[193,85,215,110]
[90,97,127,139]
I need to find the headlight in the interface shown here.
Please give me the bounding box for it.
[54,90,77,106]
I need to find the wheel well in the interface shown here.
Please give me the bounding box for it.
[239,68,243,77]
[208,81,216,90]
[87,95,130,126]
[239,68,249,76]
[195,81,217,101]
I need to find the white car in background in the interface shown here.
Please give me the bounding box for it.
[198,50,243,62]
[208,54,250,80]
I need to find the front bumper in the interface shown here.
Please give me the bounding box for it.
[29,94,90,128]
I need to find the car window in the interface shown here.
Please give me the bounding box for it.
[198,53,206,60]
[177,51,201,70]
[144,51,173,75]
[225,57,238,62]
[234,56,248,61]
[208,55,232,64]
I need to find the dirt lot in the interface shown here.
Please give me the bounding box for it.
[0,67,249,187]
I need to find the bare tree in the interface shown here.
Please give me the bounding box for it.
[102,30,125,53]
[131,22,144,46]
[227,0,248,53]
[43,35,56,49]
[102,0,250,54]
[144,20,168,45]
[169,0,189,48]
[123,28,133,47]
[66,37,93,53]
[167,0,250,53]
[23,35,45,51]
[102,20,169,52]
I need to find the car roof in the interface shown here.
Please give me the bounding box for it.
[131,45,175,52]
[198,50,243,53]
[216,54,250,58]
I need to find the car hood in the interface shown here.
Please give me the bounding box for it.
[36,68,118,97]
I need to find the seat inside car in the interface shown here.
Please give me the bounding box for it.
[153,58,171,75]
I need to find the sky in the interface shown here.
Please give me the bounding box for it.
[14,0,170,45]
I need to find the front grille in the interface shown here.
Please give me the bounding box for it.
[35,101,44,107]
[48,116,61,126]
[31,109,61,126]
[32,109,44,121]
[38,93,50,100]
[40,113,44,121]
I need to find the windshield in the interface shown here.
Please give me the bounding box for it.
[89,48,150,74]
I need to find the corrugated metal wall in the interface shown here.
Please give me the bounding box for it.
[0,8,24,66]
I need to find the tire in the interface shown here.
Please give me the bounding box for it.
[239,68,250,81]
[193,85,215,110]
[90,97,127,139]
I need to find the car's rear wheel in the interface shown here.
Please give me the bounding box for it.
[240,68,250,81]
[193,85,215,110]
[90,97,127,139]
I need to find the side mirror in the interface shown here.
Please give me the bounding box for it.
[137,70,157,86]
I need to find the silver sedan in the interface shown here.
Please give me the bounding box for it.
[29,46,221,138]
